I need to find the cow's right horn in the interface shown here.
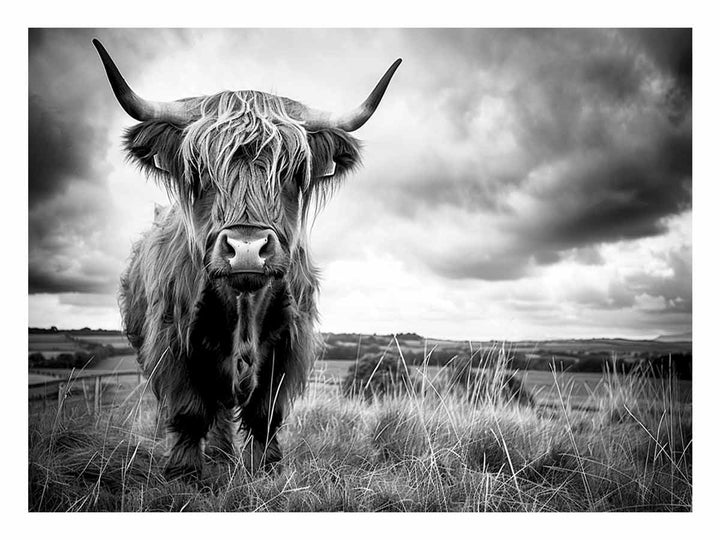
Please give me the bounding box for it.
[300,58,402,132]
[93,39,195,124]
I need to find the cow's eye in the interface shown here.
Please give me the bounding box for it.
[289,167,308,192]
[284,173,300,197]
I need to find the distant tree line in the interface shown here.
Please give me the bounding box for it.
[29,351,100,369]
[28,338,134,370]
[508,351,691,380]
[29,327,124,335]
[322,339,692,380]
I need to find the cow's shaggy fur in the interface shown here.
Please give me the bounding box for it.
[118,90,362,478]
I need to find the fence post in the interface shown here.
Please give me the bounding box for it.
[57,382,66,420]
[57,382,66,407]
[94,376,101,414]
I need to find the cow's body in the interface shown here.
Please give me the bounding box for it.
[121,204,318,475]
[94,40,400,479]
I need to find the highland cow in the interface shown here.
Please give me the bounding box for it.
[93,39,400,479]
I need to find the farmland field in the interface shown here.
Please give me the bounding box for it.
[72,334,132,347]
[29,338,691,512]
[44,353,688,407]
[29,332,131,349]
[28,336,79,352]
[313,359,692,406]
[30,355,692,410]
[27,330,692,512]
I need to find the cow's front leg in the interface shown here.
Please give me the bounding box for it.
[240,377,284,474]
[241,409,284,474]
[167,279,234,481]
[163,393,213,481]
[204,406,240,481]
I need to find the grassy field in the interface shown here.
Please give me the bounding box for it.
[28,335,80,352]
[28,349,691,512]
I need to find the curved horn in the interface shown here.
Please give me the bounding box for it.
[301,58,402,132]
[92,39,194,124]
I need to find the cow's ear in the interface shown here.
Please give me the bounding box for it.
[122,121,183,181]
[307,129,362,183]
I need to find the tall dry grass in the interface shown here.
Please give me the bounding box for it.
[28,346,691,511]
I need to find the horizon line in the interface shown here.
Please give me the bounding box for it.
[28,326,693,344]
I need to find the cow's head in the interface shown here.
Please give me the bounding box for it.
[94,39,400,295]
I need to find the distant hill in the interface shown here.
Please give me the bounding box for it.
[655,331,692,343]
[30,328,692,352]
[320,333,692,378]
[30,327,691,378]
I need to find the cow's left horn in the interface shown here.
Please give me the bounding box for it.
[93,39,195,124]
[301,58,402,132]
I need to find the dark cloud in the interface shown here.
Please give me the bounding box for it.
[28,93,106,202]
[624,29,692,124]
[523,133,691,248]
[28,29,188,295]
[373,163,516,218]
[29,29,106,204]
[29,268,117,295]
[27,175,131,295]
[581,53,643,103]
[354,29,692,283]
[628,29,692,91]
[29,29,114,293]
[28,28,186,206]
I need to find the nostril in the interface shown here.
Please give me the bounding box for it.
[258,234,272,258]
[220,231,236,259]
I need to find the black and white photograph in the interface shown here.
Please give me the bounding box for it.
[25,22,699,516]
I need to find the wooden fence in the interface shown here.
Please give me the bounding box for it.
[29,369,143,414]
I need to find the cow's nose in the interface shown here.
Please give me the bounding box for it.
[215,228,278,273]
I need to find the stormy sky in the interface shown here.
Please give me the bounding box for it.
[28,28,692,340]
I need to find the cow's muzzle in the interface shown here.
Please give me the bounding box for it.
[211,226,280,292]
